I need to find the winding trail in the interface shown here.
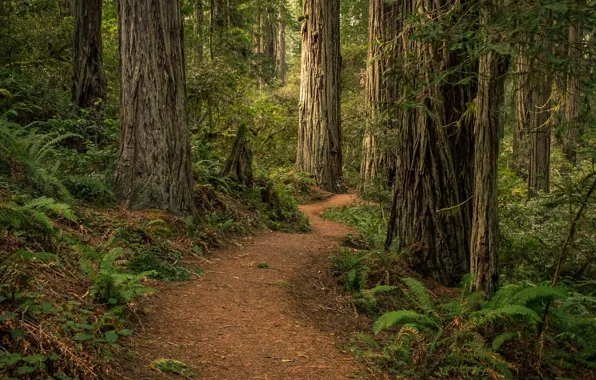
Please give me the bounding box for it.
[119,194,369,379]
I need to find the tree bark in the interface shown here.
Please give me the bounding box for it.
[527,17,553,196]
[385,0,476,286]
[359,0,399,192]
[296,0,345,193]
[72,0,107,114]
[194,0,205,65]
[514,45,531,178]
[277,0,287,85]
[563,21,582,164]
[114,0,195,215]
[470,0,509,295]
[220,125,253,186]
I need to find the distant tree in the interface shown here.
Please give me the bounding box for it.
[113,0,195,214]
[71,0,106,114]
[296,0,345,193]
[359,0,399,191]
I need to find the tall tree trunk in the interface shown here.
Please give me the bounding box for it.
[194,0,204,65]
[470,0,509,295]
[359,0,398,191]
[277,0,287,85]
[72,0,106,114]
[563,21,582,164]
[385,0,476,286]
[296,0,345,193]
[514,45,531,178]
[114,0,195,215]
[527,16,552,196]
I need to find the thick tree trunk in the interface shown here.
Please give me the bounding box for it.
[220,125,253,186]
[194,0,205,65]
[113,0,195,215]
[563,21,582,164]
[296,0,345,193]
[277,0,287,85]
[470,0,508,295]
[385,0,476,286]
[359,0,399,192]
[72,0,106,114]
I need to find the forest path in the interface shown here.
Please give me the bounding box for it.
[119,194,370,379]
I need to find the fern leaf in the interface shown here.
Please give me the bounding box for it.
[492,332,518,351]
[510,285,567,307]
[402,277,435,314]
[374,310,437,335]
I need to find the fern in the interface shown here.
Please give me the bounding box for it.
[492,332,519,351]
[374,310,438,334]
[401,277,436,315]
[471,304,542,326]
[0,197,76,234]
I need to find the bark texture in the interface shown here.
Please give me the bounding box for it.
[72,0,106,113]
[514,45,530,178]
[276,0,287,85]
[385,0,476,286]
[563,21,582,164]
[194,0,205,64]
[296,0,345,193]
[114,0,195,215]
[220,125,253,186]
[470,1,508,295]
[359,0,399,191]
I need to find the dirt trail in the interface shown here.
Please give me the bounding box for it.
[119,194,369,379]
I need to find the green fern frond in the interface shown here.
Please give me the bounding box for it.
[374,310,438,334]
[472,304,542,327]
[492,332,519,351]
[402,277,436,314]
[509,285,567,308]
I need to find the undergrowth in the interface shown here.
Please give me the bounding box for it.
[0,110,311,377]
[327,201,596,379]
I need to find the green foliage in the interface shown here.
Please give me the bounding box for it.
[0,196,76,234]
[81,248,157,305]
[129,246,201,282]
[366,279,596,378]
[324,205,387,249]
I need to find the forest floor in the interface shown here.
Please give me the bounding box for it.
[116,194,378,380]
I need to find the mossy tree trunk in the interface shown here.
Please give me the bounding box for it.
[296,0,345,193]
[72,0,106,114]
[113,0,195,215]
[220,125,253,186]
[470,0,509,295]
[385,0,476,287]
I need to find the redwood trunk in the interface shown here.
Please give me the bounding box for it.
[194,0,205,64]
[563,21,582,164]
[470,0,508,294]
[277,0,287,85]
[385,0,476,286]
[359,0,399,191]
[72,0,106,113]
[296,0,345,193]
[114,0,195,214]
